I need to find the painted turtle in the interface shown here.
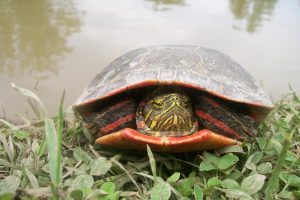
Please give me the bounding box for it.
[73,46,273,152]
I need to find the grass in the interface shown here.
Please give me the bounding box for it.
[0,85,299,200]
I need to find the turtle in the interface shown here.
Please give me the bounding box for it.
[73,45,273,152]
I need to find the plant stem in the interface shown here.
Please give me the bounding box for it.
[265,133,291,200]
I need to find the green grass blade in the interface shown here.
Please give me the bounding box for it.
[0,119,20,130]
[38,135,47,157]
[24,168,39,189]
[147,145,157,183]
[0,133,14,162]
[55,91,65,185]
[45,117,61,185]
[0,119,30,140]
[264,132,291,199]
[111,158,141,193]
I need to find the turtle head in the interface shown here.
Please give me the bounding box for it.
[142,91,194,132]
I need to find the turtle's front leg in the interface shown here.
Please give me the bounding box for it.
[195,95,257,140]
[83,99,137,138]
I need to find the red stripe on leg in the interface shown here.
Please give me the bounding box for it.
[100,114,136,133]
[200,96,220,107]
[196,110,243,140]
[109,100,132,110]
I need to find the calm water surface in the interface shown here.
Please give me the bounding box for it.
[1,0,300,118]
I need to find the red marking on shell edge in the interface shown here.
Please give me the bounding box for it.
[127,80,160,90]
[196,110,243,140]
[116,128,214,146]
[100,114,136,133]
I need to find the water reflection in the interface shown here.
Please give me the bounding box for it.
[230,0,278,33]
[147,0,186,11]
[0,0,82,77]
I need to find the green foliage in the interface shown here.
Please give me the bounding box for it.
[0,87,300,199]
[199,152,239,172]
[150,181,171,200]
[193,185,203,200]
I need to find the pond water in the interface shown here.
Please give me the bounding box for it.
[0,0,300,118]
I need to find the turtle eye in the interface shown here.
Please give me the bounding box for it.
[152,100,163,110]
[183,98,190,107]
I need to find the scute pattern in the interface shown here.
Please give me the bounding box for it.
[74,46,273,109]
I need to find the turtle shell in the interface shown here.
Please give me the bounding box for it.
[73,45,273,152]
